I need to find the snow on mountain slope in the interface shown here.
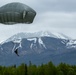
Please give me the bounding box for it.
[66,40,76,48]
[27,37,46,49]
[52,32,71,39]
[27,38,37,43]
[5,31,70,43]
[38,38,46,49]
[3,31,76,49]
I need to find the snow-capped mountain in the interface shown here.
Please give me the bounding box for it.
[5,31,70,42]
[0,31,76,66]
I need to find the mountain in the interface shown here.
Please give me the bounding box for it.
[0,31,76,66]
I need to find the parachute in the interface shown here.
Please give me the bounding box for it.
[0,2,36,25]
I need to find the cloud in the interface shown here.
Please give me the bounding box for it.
[0,0,76,13]
[35,11,76,28]
[0,0,76,42]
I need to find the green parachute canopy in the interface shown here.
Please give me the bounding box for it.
[0,2,36,25]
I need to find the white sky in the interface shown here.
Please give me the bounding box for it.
[0,0,76,42]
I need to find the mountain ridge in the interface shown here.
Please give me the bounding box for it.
[5,31,71,43]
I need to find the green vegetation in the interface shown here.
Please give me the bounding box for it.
[0,61,76,75]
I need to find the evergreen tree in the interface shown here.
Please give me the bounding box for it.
[25,64,27,75]
[67,68,75,75]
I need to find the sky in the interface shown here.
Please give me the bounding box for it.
[0,0,76,42]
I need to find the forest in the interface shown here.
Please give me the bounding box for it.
[0,61,76,75]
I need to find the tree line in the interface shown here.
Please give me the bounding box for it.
[0,61,76,75]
